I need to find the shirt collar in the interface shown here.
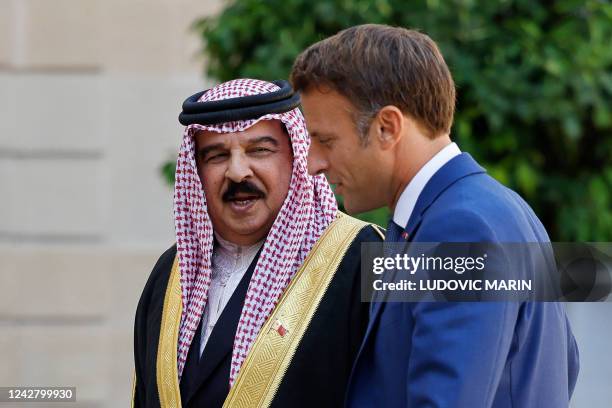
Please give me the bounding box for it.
[214,232,263,262]
[393,142,461,228]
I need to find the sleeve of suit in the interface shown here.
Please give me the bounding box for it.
[406,210,520,407]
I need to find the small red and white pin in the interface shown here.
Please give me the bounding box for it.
[271,318,289,337]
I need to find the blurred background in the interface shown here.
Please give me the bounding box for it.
[0,0,610,406]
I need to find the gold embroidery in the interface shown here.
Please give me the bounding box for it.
[156,255,183,408]
[131,370,136,408]
[223,213,367,407]
[371,224,386,240]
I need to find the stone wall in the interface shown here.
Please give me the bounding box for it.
[0,0,221,406]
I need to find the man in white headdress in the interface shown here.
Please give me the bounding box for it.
[132,79,383,408]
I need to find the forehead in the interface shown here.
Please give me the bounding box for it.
[300,88,357,135]
[195,119,287,146]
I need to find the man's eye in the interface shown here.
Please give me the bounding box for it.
[205,153,228,163]
[250,147,273,155]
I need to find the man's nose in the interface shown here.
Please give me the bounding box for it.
[307,142,328,176]
[226,153,253,182]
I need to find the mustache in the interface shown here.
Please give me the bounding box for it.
[222,181,265,202]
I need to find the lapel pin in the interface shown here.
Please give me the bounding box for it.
[271,318,288,337]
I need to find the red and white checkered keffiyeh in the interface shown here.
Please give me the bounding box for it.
[173,78,338,385]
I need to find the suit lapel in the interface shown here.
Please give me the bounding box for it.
[403,152,485,237]
[181,249,260,406]
[354,153,487,368]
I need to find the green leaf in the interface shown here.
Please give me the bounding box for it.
[167,0,612,240]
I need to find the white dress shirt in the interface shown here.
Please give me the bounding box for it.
[393,142,461,228]
[199,233,263,356]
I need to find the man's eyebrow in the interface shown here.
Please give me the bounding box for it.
[248,136,279,146]
[197,136,279,157]
[309,131,335,139]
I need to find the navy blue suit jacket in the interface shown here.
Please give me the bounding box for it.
[346,153,579,407]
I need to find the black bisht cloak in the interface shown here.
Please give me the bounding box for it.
[133,222,382,407]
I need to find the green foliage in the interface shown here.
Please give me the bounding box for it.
[167,0,612,238]
[160,160,176,187]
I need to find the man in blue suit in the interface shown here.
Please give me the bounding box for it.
[291,24,579,407]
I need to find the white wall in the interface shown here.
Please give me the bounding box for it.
[0,0,221,406]
[567,303,612,408]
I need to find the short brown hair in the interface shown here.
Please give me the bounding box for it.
[291,24,456,140]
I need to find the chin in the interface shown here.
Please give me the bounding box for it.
[343,202,364,215]
[231,220,264,235]
[236,216,274,236]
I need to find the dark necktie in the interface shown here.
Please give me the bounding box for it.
[385,219,405,242]
[371,220,406,310]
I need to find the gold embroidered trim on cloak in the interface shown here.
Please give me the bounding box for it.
[130,370,136,408]
[371,224,386,240]
[223,212,368,408]
[156,255,182,408]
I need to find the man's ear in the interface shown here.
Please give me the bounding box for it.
[373,105,404,150]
